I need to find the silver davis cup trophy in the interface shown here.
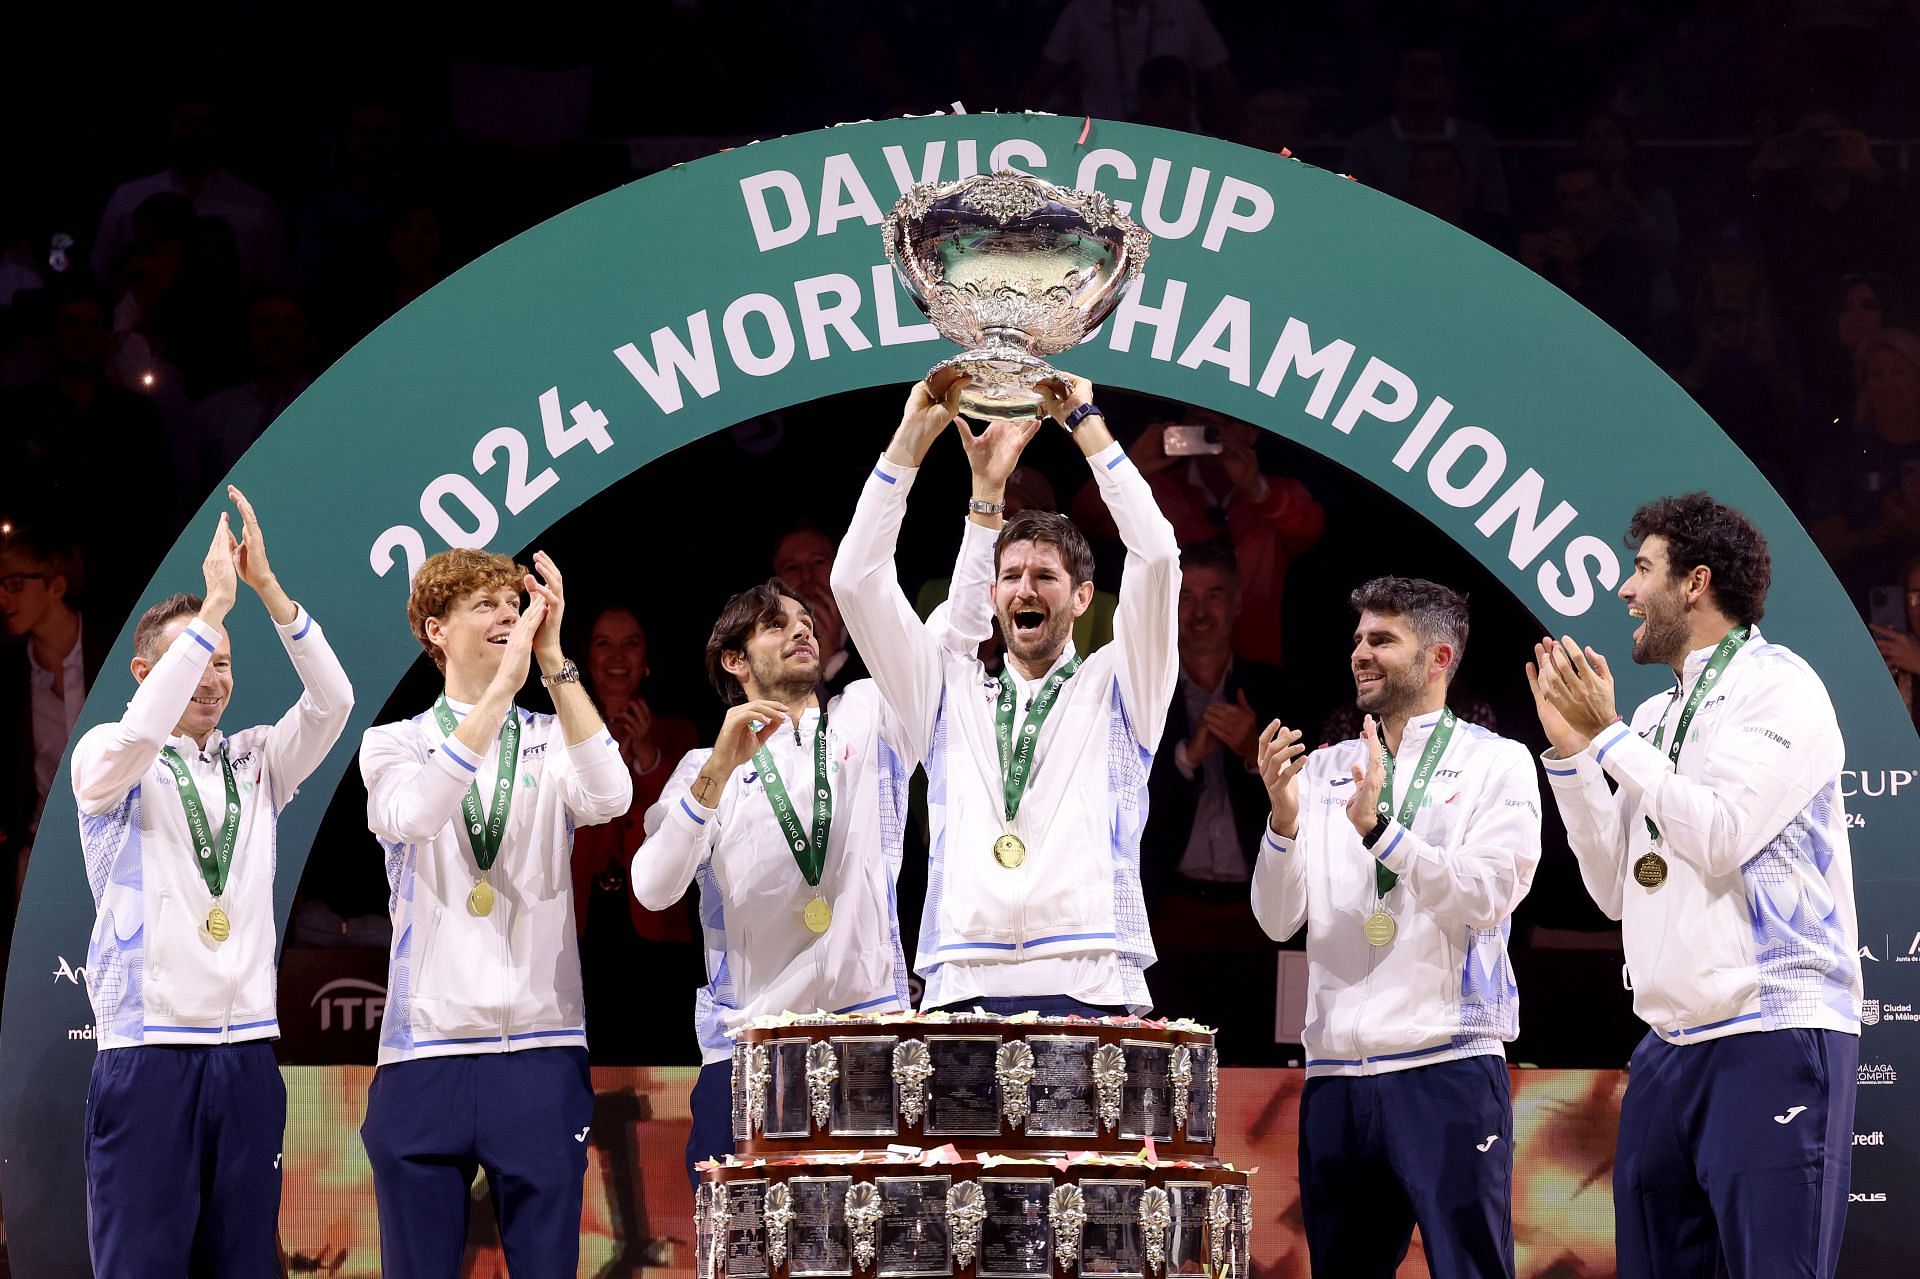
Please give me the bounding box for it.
[883,171,1152,421]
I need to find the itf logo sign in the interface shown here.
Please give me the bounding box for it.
[310,978,386,1032]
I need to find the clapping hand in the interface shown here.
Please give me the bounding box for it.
[1256,721,1307,838]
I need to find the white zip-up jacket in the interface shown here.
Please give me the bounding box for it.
[361,701,631,1064]
[1251,713,1542,1077]
[73,608,353,1049]
[1544,629,1860,1044]
[831,444,1181,1012]
[638,685,917,1064]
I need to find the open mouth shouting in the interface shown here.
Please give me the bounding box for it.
[1010,606,1048,642]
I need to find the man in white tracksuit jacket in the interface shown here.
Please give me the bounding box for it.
[74,489,353,1278]
[359,547,631,1279]
[1531,492,1859,1279]
[831,373,1181,1017]
[1252,576,1540,1279]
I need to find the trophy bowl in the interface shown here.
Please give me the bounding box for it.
[883,171,1152,421]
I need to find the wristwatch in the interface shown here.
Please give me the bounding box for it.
[1063,402,1103,432]
[540,659,582,688]
[1361,813,1391,849]
[968,497,1006,516]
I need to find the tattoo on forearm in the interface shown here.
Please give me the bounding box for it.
[693,774,718,805]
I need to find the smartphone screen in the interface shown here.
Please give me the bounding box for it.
[1870,585,1908,632]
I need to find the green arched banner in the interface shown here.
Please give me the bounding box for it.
[5,115,1915,1274]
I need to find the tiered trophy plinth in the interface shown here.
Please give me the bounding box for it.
[698,1013,1252,1279]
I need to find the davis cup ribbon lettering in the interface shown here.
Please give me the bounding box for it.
[752,707,835,933]
[993,657,1081,868]
[1366,709,1457,945]
[1639,626,1750,889]
[431,697,520,916]
[159,746,241,944]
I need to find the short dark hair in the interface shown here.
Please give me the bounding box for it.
[995,511,1095,588]
[1626,492,1771,625]
[134,593,204,661]
[0,525,84,596]
[1349,576,1470,681]
[705,578,808,705]
[1179,540,1239,586]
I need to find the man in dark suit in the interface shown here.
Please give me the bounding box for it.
[0,527,111,930]
[1142,541,1297,1049]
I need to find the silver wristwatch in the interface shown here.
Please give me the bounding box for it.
[968,497,1006,516]
[540,659,581,688]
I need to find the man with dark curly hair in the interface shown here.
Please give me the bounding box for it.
[1528,492,1860,1279]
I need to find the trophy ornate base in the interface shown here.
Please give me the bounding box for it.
[932,348,1058,422]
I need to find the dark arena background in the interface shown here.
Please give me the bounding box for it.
[1,5,1918,1276]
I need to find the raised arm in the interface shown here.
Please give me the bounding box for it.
[362,595,546,843]
[634,748,721,910]
[1249,721,1310,941]
[522,550,630,824]
[1537,637,1842,880]
[1529,642,1632,919]
[829,376,970,760]
[220,488,355,803]
[1040,376,1181,749]
[71,515,239,815]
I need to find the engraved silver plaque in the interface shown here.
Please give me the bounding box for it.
[1079,1180,1145,1278]
[1163,1183,1210,1276]
[1184,1046,1216,1143]
[925,1036,1001,1137]
[767,1039,814,1139]
[832,1036,899,1138]
[848,1182,884,1272]
[977,1177,1054,1279]
[790,1177,854,1278]
[697,1183,714,1279]
[1118,1042,1174,1142]
[894,1038,934,1127]
[947,1180,987,1269]
[1092,1043,1126,1133]
[1050,1183,1088,1273]
[878,1175,953,1277]
[1139,1187,1171,1275]
[806,1040,839,1132]
[1026,1035,1099,1140]
[996,1040,1036,1130]
[722,1179,770,1279]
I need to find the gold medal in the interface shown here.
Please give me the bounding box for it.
[468,880,495,917]
[993,832,1027,869]
[803,895,832,934]
[1362,907,1396,947]
[1633,851,1668,889]
[205,905,230,943]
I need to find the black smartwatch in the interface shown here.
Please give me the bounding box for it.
[1063,401,1103,432]
[1361,813,1391,849]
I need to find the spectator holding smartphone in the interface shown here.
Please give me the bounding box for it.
[1073,408,1322,665]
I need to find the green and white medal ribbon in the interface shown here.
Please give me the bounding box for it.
[1636,626,1749,887]
[159,744,241,943]
[432,696,520,916]
[1364,708,1457,944]
[991,655,1081,868]
[751,706,835,933]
